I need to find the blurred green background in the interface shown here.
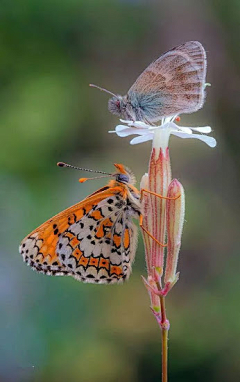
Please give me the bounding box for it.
[1,0,240,381]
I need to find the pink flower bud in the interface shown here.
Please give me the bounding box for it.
[165,179,185,285]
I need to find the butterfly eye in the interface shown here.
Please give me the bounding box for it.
[116,100,120,109]
[117,174,129,183]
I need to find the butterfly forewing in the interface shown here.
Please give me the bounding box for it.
[20,172,140,284]
[20,188,113,276]
[128,41,206,121]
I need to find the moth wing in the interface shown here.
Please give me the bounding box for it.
[128,41,207,121]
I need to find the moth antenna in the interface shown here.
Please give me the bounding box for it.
[57,162,111,175]
[89,84,117,98]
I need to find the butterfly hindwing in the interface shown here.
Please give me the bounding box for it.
[128,41,206,121]
[20,180,140,284]
[58,198,138,283]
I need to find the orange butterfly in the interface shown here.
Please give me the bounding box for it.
[19,163,142,284]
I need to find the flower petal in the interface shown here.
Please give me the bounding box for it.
[148,125,161,130]
[130,134,153,145]
[190,126,212,133]
[110,126,138,137]
[132,121,150,128]
[166,121,192,134]
[115,125,129,132]
[176,126,193,134]
[172,131,217,147]
[120,119,149,128]
[119,119,134,125]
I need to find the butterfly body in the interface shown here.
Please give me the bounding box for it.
[107,41,207,123]
[108,94,149,123]
[20,164,141,284]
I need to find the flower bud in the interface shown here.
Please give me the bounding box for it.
[141,147,172,275]
[164,179,185,284]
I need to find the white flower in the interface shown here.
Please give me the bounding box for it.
[109,116,217,148]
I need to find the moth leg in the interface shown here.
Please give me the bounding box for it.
[139,215,167,248]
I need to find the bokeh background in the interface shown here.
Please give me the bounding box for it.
[1,0,240,381]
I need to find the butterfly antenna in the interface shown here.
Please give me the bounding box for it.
[89,84,117,97]
[57,162,112,175]
[79,175,113,183]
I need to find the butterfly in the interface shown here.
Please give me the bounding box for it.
[19,163,142,284]
[90,41,207,124]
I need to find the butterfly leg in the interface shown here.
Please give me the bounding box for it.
[139,214,167,248]
[139,188,180,247]
[141,188,181,201]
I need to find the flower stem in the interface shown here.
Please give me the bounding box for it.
[159,292,169,382]
[157,276,170,382]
